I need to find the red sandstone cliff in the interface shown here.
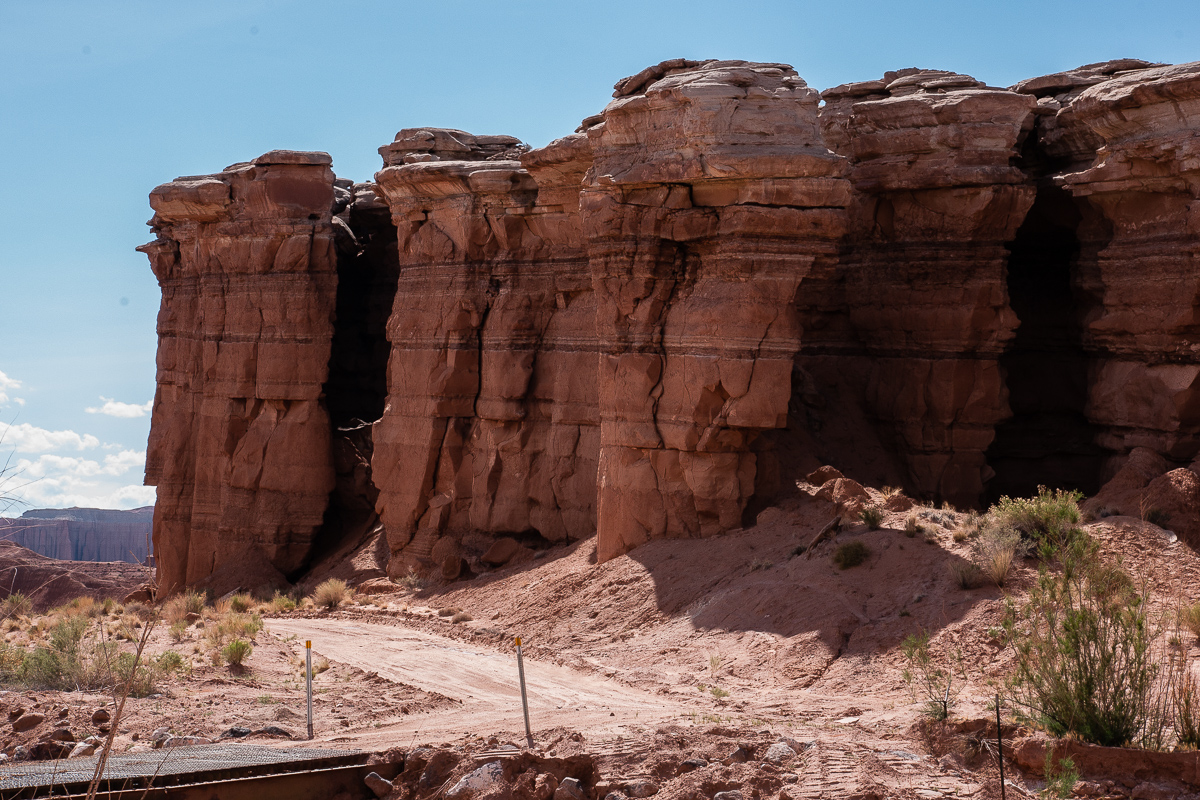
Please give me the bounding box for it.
[139,151,339,594]
[141,58,1200,589]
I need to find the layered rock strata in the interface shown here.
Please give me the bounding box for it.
[580,61,850,559]
[140,151,340,593]
[371,130,599,576]
[142,58,1200,588]
[0,507,153,564]
[801,69,1038,505]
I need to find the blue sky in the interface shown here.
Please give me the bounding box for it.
[1,0,1197,512]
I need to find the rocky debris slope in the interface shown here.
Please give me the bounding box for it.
[0,507,153,564]
[0,541,149,611]
[141,58,1200,589]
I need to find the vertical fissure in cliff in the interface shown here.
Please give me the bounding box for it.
[986,163,1103,502]
[304,182,400,574]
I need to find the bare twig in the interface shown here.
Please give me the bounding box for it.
[86,595,159,800]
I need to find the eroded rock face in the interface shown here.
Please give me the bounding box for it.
[140,151,339,593]
[581,60,850,560]
[803,69,1037,506]
[1045,63,1200,469]
[143,58,1200,585]
[371,129,598,576]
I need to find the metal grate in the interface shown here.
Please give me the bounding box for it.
[0,743,363,793]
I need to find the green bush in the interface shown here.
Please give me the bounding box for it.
[222,638,253,666]
[971,523,1029,587]
[833,541,870,569]
[269,591,297,612]
[901,630,961,720]
[2,592,31,619]
[1004,537,1159,747]
[859,506,884,530]
[157,650,185,674]
[113,651,158,697]
[228,594,253,613]
[991,486,1083,558]
[21,615,90,690]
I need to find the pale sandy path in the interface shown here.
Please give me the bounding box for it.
[267,618,688,746]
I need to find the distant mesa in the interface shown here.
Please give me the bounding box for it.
[0,507,153,565]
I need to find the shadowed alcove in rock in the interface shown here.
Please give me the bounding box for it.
[984,185,1104,503]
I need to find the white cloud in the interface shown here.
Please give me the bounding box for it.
[0,371,24,407]
[0,422,100,453]
[1,451,153,513]
[85,397,153,418]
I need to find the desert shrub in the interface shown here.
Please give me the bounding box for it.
[163,596,190,625]
[157,650,185,673]
[399,569,426,592]
[169,620,188,642]
[971,524,1028,587]
[882,486,901,499]
[451,611,473,623]
[0,643,22,682]
[222,638,253,666]
[991,486,1083,557]
[21,615,90,690]
[947,560,982,590]
[902,629,961,720]
[311,579,348,611]
[228,594,253,613]
[1,592,31,619]
[1171,661,1200,749]
[269,591,297,613]
[181,590,205,615]
[832,541,870,570]
[225,612,263,640]
[905,516,925,538]
[859,506,884,530]
[1004,537,1160,747]
[1043,747,1079,799]
[437,607,459,618]
[113,651,158,697]
[101,597,116,615]
[1182,603,1200,642]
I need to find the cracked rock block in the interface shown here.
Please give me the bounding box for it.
[804,70,1038,506]
[371,130,600,576]
[139,151,338,594]
[583,60,851,560]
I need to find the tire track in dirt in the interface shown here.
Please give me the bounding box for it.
[267,618,688,743]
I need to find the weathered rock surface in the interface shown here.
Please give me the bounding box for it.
[143,58,1200,586]
[139,151,340,594]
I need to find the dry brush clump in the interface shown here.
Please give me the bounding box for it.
[833,540,871,569]
[311,578,349,610]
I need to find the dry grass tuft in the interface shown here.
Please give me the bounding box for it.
[311,579,349,611]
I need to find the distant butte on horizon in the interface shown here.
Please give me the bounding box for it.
[136,57,1200,595]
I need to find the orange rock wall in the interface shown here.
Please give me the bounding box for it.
[141,151,338,593]
[142,59,1200,587]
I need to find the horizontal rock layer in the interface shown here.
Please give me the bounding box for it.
[142,58,1200,586]
[0,507,153,564]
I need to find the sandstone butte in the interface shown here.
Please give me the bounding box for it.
[138,58,1200,594]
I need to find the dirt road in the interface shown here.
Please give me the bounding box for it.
[267,618,687,745]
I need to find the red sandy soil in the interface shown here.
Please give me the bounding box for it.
[2,487,1199,800]
[0,540,149,611]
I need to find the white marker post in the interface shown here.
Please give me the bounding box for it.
[515,636,533,749]
[306,640,314,740]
